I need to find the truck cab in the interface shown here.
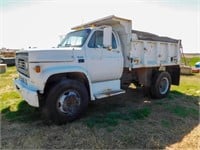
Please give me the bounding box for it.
[57,26,124,83]
[15,15,181,124]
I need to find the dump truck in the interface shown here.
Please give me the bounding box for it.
[14,16,181,124]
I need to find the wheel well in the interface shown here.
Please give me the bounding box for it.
[151,67,180,86]
[43,72,90,98]
[166,65,180,85]
[132,66,180,87]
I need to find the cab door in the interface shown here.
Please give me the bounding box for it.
[86,29,123,82]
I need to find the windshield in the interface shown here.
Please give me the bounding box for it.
[58,29,91,47]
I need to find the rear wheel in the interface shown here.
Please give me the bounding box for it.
[44,79,89,124]
[151,71,171,99]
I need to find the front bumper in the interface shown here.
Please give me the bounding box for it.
[14,78,39,107]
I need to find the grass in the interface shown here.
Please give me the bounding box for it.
[85,107,151,128]
[171,74,200,97]
[0,67,20,110]
[181,56,200,66]
[1,91,20,101]
[0,66,39,122]
[1,66,200,149]
[161,120,171,128]
[1,101,40,122]
[163,104,199,118]
[170,106,198,118]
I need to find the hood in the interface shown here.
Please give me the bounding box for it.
[17,47,81,62]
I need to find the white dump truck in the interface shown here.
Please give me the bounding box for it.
[15,16,181,124]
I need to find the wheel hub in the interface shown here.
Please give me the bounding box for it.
[57,90,81,114]
[159,77,169,95]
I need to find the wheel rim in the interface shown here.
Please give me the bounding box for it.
[57,90,81,115]
[159,77,169,94]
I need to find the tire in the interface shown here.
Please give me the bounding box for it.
[151,71,171,99]
[44,79,89,124]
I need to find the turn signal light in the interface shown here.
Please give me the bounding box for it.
[34,65,41,73]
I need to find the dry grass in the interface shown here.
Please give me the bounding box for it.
[1,67,200,149]
[166,125,200,150]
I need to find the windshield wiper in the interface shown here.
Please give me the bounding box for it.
[64,44,72,47]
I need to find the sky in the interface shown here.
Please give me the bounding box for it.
[0,0,199,53]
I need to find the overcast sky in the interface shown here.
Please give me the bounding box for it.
[0,0,199,53]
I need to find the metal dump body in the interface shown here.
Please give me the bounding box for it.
[131,30,181,68]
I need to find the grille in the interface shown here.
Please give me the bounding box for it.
[16,52,29,77]
[18,59,26,70]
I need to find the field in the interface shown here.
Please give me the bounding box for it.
[0,66,200,149]
[182,53,200,66]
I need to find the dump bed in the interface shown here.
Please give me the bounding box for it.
[130,30,181,68]
[132,30,179,43]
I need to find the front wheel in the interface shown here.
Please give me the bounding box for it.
[151,72,171,99]
[44,79,89,124]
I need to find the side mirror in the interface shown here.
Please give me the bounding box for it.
[103,26,112,50]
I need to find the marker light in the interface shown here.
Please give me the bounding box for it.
[34,65,41,73]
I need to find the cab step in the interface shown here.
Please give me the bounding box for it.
[95,89,125,99]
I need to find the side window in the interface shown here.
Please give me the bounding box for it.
[88,31,117,49]
[112,34,117,49]
[88,31,103,48]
